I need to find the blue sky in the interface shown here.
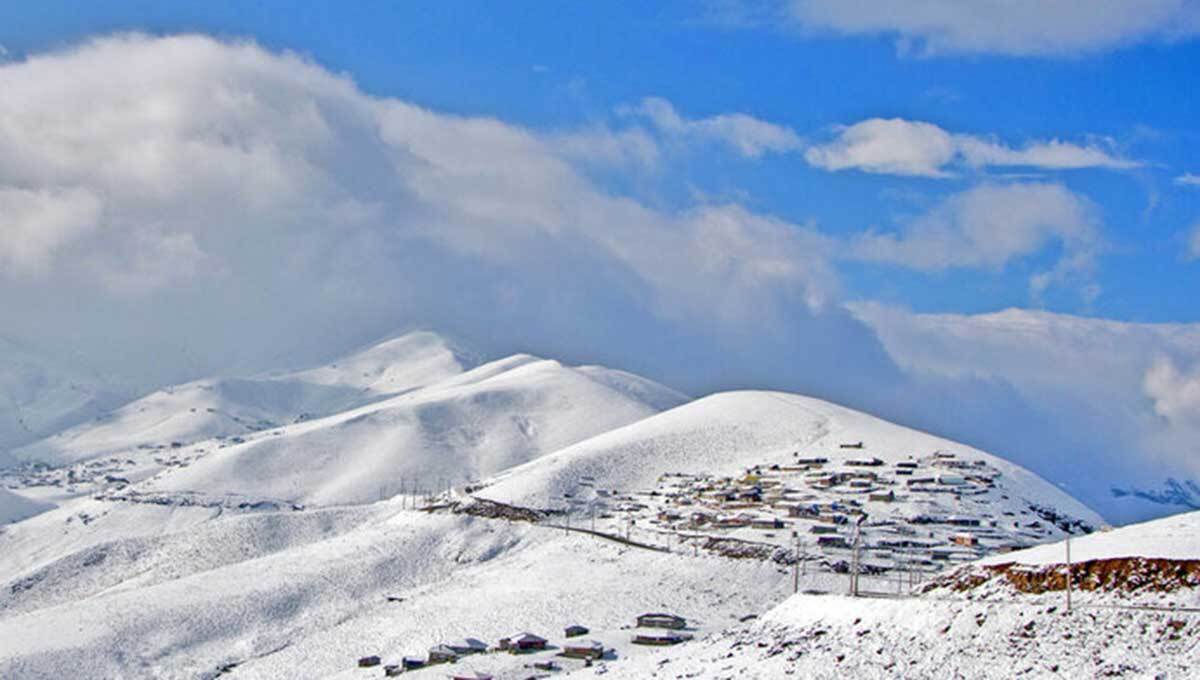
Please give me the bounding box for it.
[2,2,1200,520]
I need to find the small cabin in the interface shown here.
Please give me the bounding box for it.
[446,638,488,655]
[951,533,978,547]
[562,639,605,660]
[500,632,548,652]
[401,657,426,670]
[632,631,693,646]
[636,612,687,630]
[357,655,381,668]
[564,624,590,638]
[428,645,459,663]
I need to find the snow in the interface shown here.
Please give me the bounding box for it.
[0,336,122,451]
[477,390,1101,529]
[11,331,473,467]
[0,488,54,525]
[0,334,1150,680]
[125,355,683,508]
[979,509,1200,566]
[585,590,1200,679]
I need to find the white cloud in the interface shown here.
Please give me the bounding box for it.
[627,97,804,158]
[806,118,1137,177]
[1187,222,1200,260]
[1175,173,1200,187]
[849,183,1101,287]
[786,0,1200,56]
[1144,356,1200,431]
[0,33,849,389]
[0,187,101,276]
[805,118,956,177]
[853,303,1200,521]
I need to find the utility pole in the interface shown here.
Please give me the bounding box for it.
[792,531,800,595]
[1065,534,1072,612]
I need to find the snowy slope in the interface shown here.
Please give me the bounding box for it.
[591,512,1200,680]
[0,488,54,526]
[0,496,786,679]
[478,389,1100,526]
[979,510,1200,566]
[10,331,472,466]
[131,356,688,507]
[0,336,123,454]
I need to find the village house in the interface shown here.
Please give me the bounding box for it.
[751,516,786,530]
[632,631,694,646]
[401,657,426,671]
[868,490,895,503]
[499,632,548,652]
[817,535,849,548]
[428,645,459,664]
[561,639,605,660]
[846,457,884,467]
[951,533,979,547]
[357,655,381,668]
[564,624,589,638]
[637,612,687,629]
[446,638,488,655]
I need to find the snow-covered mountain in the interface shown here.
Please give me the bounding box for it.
[9,331,474,466]
[0,332,1152,679]
[129,354,688,507]
[0,336,125,459]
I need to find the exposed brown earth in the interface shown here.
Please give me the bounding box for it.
[928,557,1200,594]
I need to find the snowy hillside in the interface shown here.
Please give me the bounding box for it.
[0,342,1124,680]
[591,512,1200,679]
[10,331,472,467]
[478,391,1098,522]
[127,355,687,507]
[979,510,1200,566]
[0,488,54,526]
[0,337,123,456]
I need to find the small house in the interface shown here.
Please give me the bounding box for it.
[357,655,381,668]
[839,442,864,449]
[384,664,403,677]
[564,624,589,638]
[632,631,693,646]
[846,457,884,467]
[446,638,488,655]
[751,516,785,530]
[817,535,849,548]
[561,639,605,660]
[951,533,978,547]
[809,525,838,535]
[401,657,426,670]
[428,645,459,664]
[868,491,895,503]
[501,632,547,652]
[636,613,687,629]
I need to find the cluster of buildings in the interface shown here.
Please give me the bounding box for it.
[355,613,690,676]
[581,447,1074,581]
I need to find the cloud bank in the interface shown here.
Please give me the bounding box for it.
[805,118,1137,177]
[785,0,1200,56]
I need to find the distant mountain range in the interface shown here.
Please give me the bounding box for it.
[1112,478,1200,511]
